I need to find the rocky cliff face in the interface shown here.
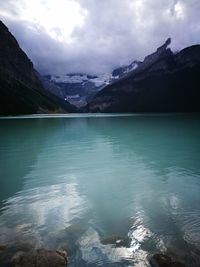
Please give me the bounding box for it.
[0,21,76,115]
[85,39,200,113]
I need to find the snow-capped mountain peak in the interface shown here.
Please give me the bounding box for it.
[41,63,139,108]
[50,73,113,86]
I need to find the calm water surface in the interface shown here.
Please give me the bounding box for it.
[0,114,200,266]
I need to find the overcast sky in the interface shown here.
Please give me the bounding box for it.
[0,0,200,75]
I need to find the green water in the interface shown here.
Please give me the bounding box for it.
[0,114,200,266]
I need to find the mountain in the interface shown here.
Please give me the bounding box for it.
[112,61,140,78]
[0,21,76,116]
[41,73,114,108]
[85,38,200,113]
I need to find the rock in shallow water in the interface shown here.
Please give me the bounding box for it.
[11,249,67,267]
[0,247,67,267]
[149,253,186,267]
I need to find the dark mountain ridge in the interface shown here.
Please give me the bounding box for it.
[1,20,200,115]
[85,38,200,113]
[0,21,76,116]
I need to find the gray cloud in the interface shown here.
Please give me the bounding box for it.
[0,0,200,75]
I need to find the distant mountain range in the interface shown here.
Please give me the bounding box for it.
[40,61,140,108]
[40,73,114,108]
[0,21,76,115]
[0,20,200,115]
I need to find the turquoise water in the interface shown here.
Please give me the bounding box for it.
[0,114,200,266]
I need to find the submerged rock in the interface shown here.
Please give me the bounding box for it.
[0,245,7,251]
[150,253,171,266]
[149,253,186,267]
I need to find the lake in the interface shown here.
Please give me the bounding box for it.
[0,113,200,266]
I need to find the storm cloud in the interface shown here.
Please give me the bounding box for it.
[0,0,200,74]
